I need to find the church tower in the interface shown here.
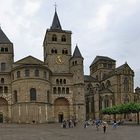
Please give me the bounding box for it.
[70,45,85,121]
[0,28,14,72]
[0,27,13,122]
[43,10,72,73]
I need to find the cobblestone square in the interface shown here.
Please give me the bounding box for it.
[0,123,140,140]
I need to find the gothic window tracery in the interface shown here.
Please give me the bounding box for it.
[124,77,129,92]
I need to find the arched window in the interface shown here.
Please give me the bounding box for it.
[72,61,74,66]
[52,34,57,41]
[62,87,65,94]
[60,79,62,84]
[53,87,57,94]
[62,50,65,54]
[61,35,66,42]
[1,63,6,71]
[17,71,20,78]
[58,87,61,94]
[65,50,68,54]
[0,86,3,93]
[14,90,17,103]
[63,79,66,84]
[56,79,59,84]
[5,48,8,52]
[66,87,69,94]
[30,88,36,101]
[1,78,4,84]
[51,49,57,54]
[35,69,39,77]
[25,69,30,77]
[55,49,57,54]
[1,48,4,52]
[124,77,129,92]
[62,49,68,54]
[4,86,8,93]
[51,49,54,54]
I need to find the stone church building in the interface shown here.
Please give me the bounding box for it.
[0,11,85,123]
[0,10,136,123]
[85,56,135,120]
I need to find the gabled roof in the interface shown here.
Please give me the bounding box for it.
[14,55,43,65]
[115,62,134,73]
[84,75,98,82]
[72,45,83,58]
[90,56,115,67]
[51,11,62,30]
[0,27,12,44]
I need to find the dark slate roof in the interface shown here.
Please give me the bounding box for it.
[84,75,98,82]
[0,27,12,44]
[135,87,140,90]
[72,45,83,58]
[51,11,62,30]
[90,56,116,66]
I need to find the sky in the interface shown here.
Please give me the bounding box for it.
[0,0,140,88]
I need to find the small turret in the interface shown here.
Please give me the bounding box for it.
[70,45,84,84]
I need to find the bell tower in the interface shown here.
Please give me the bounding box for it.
[43,10,72,73]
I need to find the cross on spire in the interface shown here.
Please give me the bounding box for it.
[54,2,57,12]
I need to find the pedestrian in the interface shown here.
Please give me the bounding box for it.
[112,120,117,129]
[83,120,88,128]
[95,119,100,131]
[102,121,108,133]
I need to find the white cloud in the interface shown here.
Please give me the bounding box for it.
[87,4,113,31]
[23,0,43,16]
[0,0,140,87]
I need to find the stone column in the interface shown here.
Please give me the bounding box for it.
[45,105,48,122]
[25,104,29,123]
[18,104,21,123]
[39,106,42,123]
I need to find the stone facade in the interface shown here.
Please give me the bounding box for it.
[0,11,85,123]
[0,10,138,124]
[85,56,135,120]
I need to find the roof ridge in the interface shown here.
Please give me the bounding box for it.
[0,28,12,44]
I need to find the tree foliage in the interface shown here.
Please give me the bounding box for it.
[102,102,140,115]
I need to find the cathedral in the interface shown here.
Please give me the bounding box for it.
[0,10,136,123]
[0,10,85,123]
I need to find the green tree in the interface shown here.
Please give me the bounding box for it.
[102,102,140,124]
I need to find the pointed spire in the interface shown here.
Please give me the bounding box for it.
[72,44,83,58]
[0,27,12,44]
[51,8,62,30]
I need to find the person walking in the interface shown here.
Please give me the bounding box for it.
[102,121,108,133]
